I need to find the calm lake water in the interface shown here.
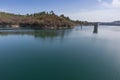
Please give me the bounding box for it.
[0,26,120,80]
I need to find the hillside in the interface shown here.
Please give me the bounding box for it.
[0,11,92,29]
[0,11,76,29]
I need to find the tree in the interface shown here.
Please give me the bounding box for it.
[60,14,65,18]
[26,13,29,17]
[39,11,46,15]
[60,14,70,20]
[50,11,55,15]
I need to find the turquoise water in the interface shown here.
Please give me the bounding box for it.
[0,26,120,80]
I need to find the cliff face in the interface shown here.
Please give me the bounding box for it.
[0,12,75,29]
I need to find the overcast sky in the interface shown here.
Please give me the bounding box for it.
[0,0,120,22]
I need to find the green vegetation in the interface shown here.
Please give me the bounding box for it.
[0,11,90,29]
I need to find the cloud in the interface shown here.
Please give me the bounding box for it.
[97,0,102,3]
[98,0,120,8]
[0,8,9,12]
[65,0,120,22]
[66,9,120,22]
[112,0,120,7]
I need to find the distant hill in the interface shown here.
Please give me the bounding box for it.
[113,21,120,24]
[100,21,120,26]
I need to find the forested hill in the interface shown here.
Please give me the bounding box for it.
[0,11,90,29]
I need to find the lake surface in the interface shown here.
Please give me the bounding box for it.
[1,26,120,80]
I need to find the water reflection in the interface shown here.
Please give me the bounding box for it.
[0,29,73,39]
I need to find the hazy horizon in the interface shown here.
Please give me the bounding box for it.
[0,0,120,22]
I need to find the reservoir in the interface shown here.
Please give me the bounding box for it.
[0,26,120,80]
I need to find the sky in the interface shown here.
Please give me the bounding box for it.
[0,0,120,22]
